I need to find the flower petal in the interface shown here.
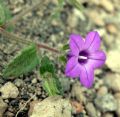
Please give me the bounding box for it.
[67,51,74,60]
[79,65,94,88]
[69,34,84,55]
[65,56,81,78]
[84,31,101,52]
[88,51,106,69]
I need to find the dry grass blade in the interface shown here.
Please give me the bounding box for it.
[0,27,31,44]
[15,94,36,117]
[0,27,60,53]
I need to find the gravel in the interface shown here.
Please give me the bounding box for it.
[0,82,19,99]
[94,93,117,112]
[0,0,120,116]
[0,97,8,117]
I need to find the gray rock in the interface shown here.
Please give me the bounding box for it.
[0,82,19,99]
[87,10,105,26]
[103,112,114,117]
[86,102,97,117]
[97,86,108,96]
[116,99,120,117]
[29,96,72,117]
[0,97,8,117]
[106,50,120,73]
[106,24,117,34]
[114,93,120,117]
[14,79,24,87]
[71,82,86,103]
[99,0,114,12]
[31,78,37,84]
[104,73,120,92]
[94,94,117,112]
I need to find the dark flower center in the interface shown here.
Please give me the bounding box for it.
[78,51,89,64]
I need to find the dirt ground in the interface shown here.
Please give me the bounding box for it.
[0,0,120,117]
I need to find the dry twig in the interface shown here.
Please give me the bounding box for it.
[15,94,36,117]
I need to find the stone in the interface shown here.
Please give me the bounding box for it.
[103,34,114,49]
[88,11,104,26]
[99,0,114,12]
[106,24,117,34]
[0,97,8,117]
[117,101,120,117]
[106,50,120,73]
[114,93,120,117]
[29,96,72,117]
[71,101,84,114]
[86,102,97,117]
[31,78,37,84]
[71,82,86,103]
[67,11,78,28]
[13,7,22,14]
[0,82,19,99]
[97,86,108,96]
[5,111,14,117]
[14,79,24,87]
[94,94,117,112]
[94,78,104,90]
[104,73,120,92]
[103,112,114,117]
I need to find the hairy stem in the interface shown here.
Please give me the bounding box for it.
[0,27,60,53]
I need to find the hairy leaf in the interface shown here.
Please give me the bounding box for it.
[42,73,63,96]
[61,44,69,51]
[0,0,12,26]
[59,55,67,64]
[40,56,55,75]
[0,3,6,25]
[3,44,39,77]
[69,0,83,11]
[40,57,63,96]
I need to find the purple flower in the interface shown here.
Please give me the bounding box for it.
[65,31,106,88]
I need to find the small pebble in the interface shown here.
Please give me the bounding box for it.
[97,86,108,96]
[94,93,117,112]
[31,78,37,84]
[86,102,97,117]
[0,82,19,99]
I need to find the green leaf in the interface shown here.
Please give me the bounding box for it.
[39,57,63,96]
[5,7,14,32]
[6,25,14,32]
[53,75,63,95]
[58,0,64,7]
[0,0,12,26]
[3,43,39,77]
[0,3,6,25]
[69,0,83,11]
[40,56,55,75]
[42,73,63,96]
[59,55,67,64]
[61,44,69,51]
